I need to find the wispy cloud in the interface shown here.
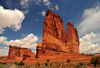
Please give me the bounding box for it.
[22,10,28,14]
[22,34,26,37]
[36,19,39,22]
[20,0,53,9]
[33,0,59,11]
[78,6,100,37]
[39,10,46,17]
[42,0,51,8]
[6,0,12,8]
[20,0,32,9]
[55,4,59,11]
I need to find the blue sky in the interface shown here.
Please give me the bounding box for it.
[0,0,100,56]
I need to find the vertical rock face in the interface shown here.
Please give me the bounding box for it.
[66,21,79,54]
[44,9,66,42]
[7,45,36,60]
[42,9,67,52]
[36,9,80,58]
[36,42,43,58]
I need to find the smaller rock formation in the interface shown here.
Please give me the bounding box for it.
[7,45,36,61]
[0,56,7,60]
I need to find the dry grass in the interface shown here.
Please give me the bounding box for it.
[0,60,4,66]
[12,61,100,68]
[11,64,16,68]
[0,60,3,62]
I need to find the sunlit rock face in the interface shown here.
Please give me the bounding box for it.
[36,9,79,58]
[0,56,7,60]
[7,45,36,61]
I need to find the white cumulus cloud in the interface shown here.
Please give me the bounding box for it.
[0,33,38,56]
[0,46,9,56]
[0,6,25,34]
[0,36,7,44]
[3,33,38,49]
[79,32,100,54]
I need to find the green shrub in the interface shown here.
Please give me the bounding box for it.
[79,61,83,66]
[50,63,52,67]
[92,54,94,56]
[62,65,64,67]
[83,66,86,68]
[15,62,17,65]
[70,63,74,66]
[98,61,100,65]
[47,59,49,62]
[90,57,100,66]
[75,64,80,68]
[45,62,48,66]
[67,59,70,62]
[2,62,7,64]
[66,63,69,66]
[17,61,24,66]
[84,63,86,65]
[87,63,90,66]
[75,60,77,61]
[56,65,60,67]
[35,62,40,66]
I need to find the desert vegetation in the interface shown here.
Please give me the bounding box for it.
[90,56,100,66]
[0,61,7,67]
[11,57,100,68]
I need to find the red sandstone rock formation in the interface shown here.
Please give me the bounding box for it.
[36,9,79,58]
[0,56,7,60]
[1,10,93,65]
[66,21,79,54]
[42,9,67,52]
[7,45,36,61]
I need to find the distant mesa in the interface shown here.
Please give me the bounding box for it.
[6,45,36,62]
[0,56,7,60]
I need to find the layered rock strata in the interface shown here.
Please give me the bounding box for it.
[7,45,36,61]
[36,9,79,58]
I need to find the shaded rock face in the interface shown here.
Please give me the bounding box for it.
[36,9,79,58]
[66,21,79,54]
[7,45,36,60]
